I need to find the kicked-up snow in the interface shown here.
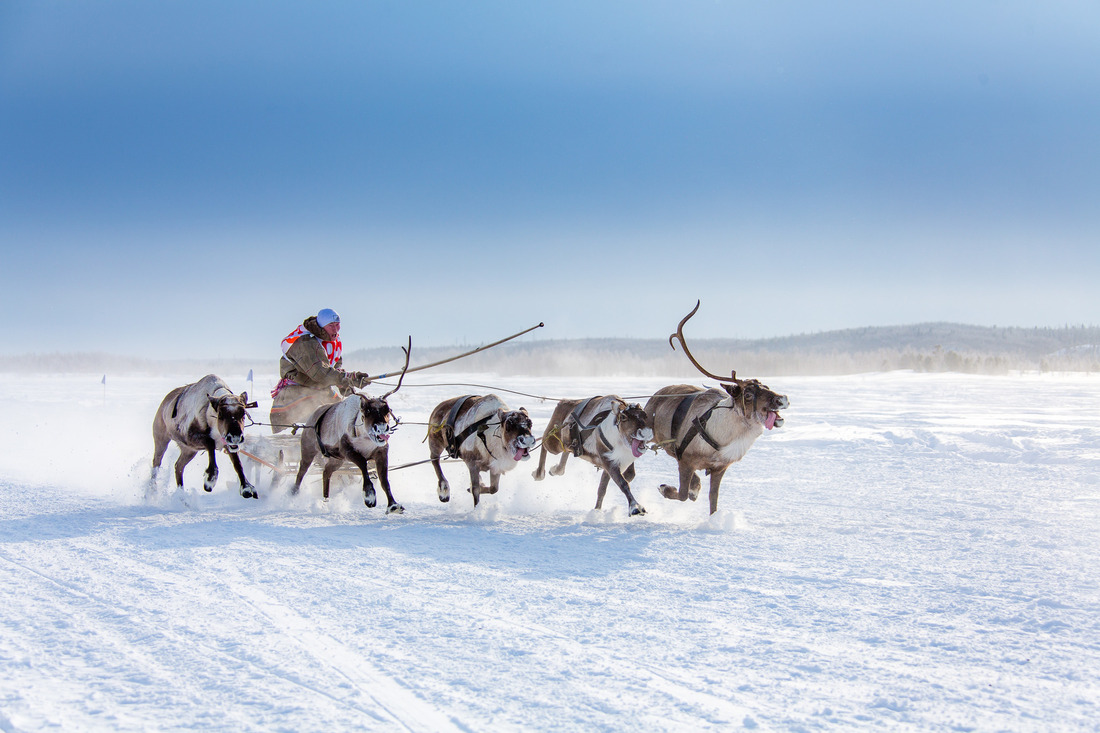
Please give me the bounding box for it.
[0,371,1098,731]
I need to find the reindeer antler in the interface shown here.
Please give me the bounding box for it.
[668,300,737,383]
[381,336,413,399]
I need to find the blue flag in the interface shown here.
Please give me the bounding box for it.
[247,369,254,381]
[101,375,106,385]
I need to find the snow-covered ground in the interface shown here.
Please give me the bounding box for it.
[1,370,1098,731]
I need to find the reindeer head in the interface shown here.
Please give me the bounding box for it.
[721,379,788,430]
[669,300,789,430]
[355,395,399,445]
[500,407,536,461]
[209,391,255,452]
[615,401,653,457]
[351,336,411,445]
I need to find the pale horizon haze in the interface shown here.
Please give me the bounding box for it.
[2,2,1097,359]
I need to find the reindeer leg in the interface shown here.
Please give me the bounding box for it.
[342,444,377,509]
[430,448,450,503]
[688,472,702,502]
[293,440,318,496]
[532,444,548,480]
[623,464,636,482]
[548,451,569,477]
[151,425,170,483]
[487,470,500,495]
[227,452,257,499]
[200,439,220,492]
[708,466,729,515]
[466,461,483,506]
[659,463,695,502]
[607,465,645,516]
[321,460,340,501]
[174,447,198,489]
[594,471,610,510]
[371,448,403,514]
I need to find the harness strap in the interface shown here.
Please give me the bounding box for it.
[444,396,496,459]
[669,392,701,443]
[313,404,339,459]
[565,397,616,457]
[565,397,595,456]
[671,392,722,460]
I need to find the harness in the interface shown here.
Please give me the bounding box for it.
[669,391,723,460]
[442,396,496,459]
[563,397,615,457]
[312,403,340,459]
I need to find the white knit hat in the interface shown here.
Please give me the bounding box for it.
[317,308,340,327]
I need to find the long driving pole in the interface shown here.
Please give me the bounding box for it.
[372,322,544,379]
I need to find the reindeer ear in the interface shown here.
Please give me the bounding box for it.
[518,407,528,416]
[724,383,741,398]
[239,391,249,404]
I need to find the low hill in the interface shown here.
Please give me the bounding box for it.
[344,323,1100,377]
[5,323,1098,377]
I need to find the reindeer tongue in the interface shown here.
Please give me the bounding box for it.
[631,438,645,458]
[513,446,527,461]
[765,411,778,430]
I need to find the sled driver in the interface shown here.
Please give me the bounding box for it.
[269,308,371,433]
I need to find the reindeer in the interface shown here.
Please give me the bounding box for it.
[427,395,536,507]
[292,339,411,513]
[645,302,789,515]
[532,396,653,516]
[152,374,259,498]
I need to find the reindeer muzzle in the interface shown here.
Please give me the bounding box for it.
[630,427,654,458]
[765,396,789,431]
[512,434,536,461]
[369,419,399,444]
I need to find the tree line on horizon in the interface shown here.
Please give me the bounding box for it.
[3,324,1098,377]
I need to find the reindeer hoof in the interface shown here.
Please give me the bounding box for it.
[532,470,544,481]
[658,484,680,500]
[630,504,647,517]
[240,485,257,499]
[549,466,565,477]
[364,493,377,508]
[387,504,405,515]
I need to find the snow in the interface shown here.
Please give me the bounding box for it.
[1,371,1098,731]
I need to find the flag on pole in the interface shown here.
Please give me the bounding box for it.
[247,369,253,381]
[101,375,106,385]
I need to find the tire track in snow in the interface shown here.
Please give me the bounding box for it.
[206,559,466,733]
[0,547,413,730]
[289,552,753,727]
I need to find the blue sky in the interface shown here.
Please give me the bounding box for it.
[2,1,1098,358]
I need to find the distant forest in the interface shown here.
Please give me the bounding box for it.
[9,323,1098,377]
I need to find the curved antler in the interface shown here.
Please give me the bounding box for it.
[668,300,737,383]
[381,336,413,399]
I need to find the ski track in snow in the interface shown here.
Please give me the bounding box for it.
[1,371,1099,731]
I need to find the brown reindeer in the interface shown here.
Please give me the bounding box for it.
[532,396,653,516]
[645,302,789,514]
[293,339,411,512]
[152,374,258,498]
[427,395,536,507]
